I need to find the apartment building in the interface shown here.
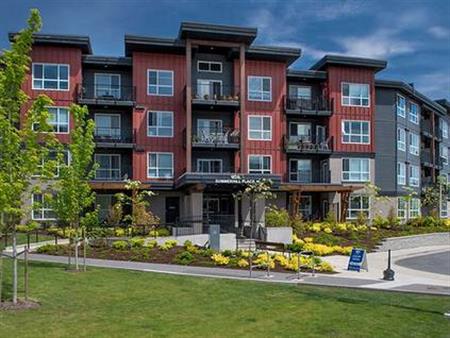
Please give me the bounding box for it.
[13,22,448,232]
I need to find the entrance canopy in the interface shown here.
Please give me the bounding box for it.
[175,173,282,190]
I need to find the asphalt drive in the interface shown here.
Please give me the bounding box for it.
[396,250,450,276]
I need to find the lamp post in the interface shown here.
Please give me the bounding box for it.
[383,249,395,281]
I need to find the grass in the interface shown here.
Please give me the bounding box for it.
[1,260,449,338]
[0,233,54,250]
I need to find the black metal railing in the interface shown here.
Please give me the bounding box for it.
[288,173,331,184]
[285,96,331,112]
[192,164,236,174]
[77,83,136,102]
[94,127,134,143]
[192,127,240,146]
[284,135,333,153]
[93,168,125,181]
[192,84,240,102]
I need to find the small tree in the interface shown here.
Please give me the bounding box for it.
[51,104,97,271]
[422,176,449,216]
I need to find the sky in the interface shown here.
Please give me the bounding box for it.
[0,0,449,100]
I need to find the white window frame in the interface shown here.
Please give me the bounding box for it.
[408,102,419,125]
[32,63,70,91]
[342,120,370,144]
[440,118,448,139]
[341,82,370,107]
[248,115,272,141]
[31,193,56,221]
[409,165,420,187]
[409,132,420,156]
[397,162,406,185]
[347,195,370,220]
[147,69,174,96]
[196,79,223,98]
[396,95,406,118]
[440,144,448,165]
[94,73,121,99]
[248,76,272,102]
[248,155,271,174]
[95,113,121,138]
[397,198,406,219]
[409,198,421,218]
[147,111,174,138]
[342,158,370,182]
[197,61,222,73]
[397,128,406,151]
[196,159,223,173]
[34,149,70,178]
[147,152,174,179]
[289,159,312,183]
[95,154,121,180]
[33,106,70,134]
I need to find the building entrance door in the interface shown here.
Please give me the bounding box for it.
[165,197,180,224]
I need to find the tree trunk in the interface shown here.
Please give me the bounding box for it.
[24,248,29,301]
[67,236,72,269]
[83,234,87,272]
[74,234,79,271]
[12,225,18,304]
[0,254,3,304]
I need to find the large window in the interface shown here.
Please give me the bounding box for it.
[248,155,271,174]
[289,122,311,142]
[397,198,421,219]
[397,162,406,185]
[408,102,419,124]
[32,63,69,91]
[197,159,222,173]
[148,152,173,178]
[35,150,70,178]
[440,144,448,165]
[33,107,69,133]
[397,198,406,219]
[342,158,370,182]
[300,196,312,219]
[147,111,173,137]
[197,61,222,73]
[248,116,271,140]
[342,121,370,144]
[32,193,56,220]
[341,83,369,107]
[347,195,370,219]
[197,79,222,98]
[147,70,173,96]
[95,114,121,138]
[440,118,448,139]
[94,73,121,98]
[95,154,121,180]
[248,76,271,102]
[410,198,421,218]
[289,159,312,183]
[289,85,311,100]
[409,165,420,187]
[397,128,406,151]
[409,132,420,156]
[396,95,406,118]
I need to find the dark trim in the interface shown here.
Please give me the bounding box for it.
[9,32,92,54]
[375,79,446,115]
[287,69,327,80]
[175,173,282,189]
[82,55,132,67]
[178,21,257,44]
[246,45,301,65]
[124,35,185,56]
[435,99,450,112]
[310,54,387,72]
[330,152,376,158]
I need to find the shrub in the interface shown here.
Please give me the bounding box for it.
[253,253,275,269]
[36,244,64,254]
[211,253,230,265]
[237,258,249,268]
[112,240,128,250]
[372,215,389,229]
[183,240,193,248]
[145,240,157,249]
[324,210,337,225]
[115,228,126,237]
[265,206,289,227]
[387,207,400,228]
[174,251,194,265]
[159,239,178,251]
[287,242,303,252]
[129,237,145,248]
[313,233,340,246]
[222,250,233,257]
[289,215,306,234]
[200,248,215,257]
[149,227,171,237]
[355,212,368,226]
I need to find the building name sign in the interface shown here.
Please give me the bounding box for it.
[214,175,257,184]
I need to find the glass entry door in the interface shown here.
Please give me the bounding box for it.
[289,122,311,142]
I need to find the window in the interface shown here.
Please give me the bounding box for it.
[33,107,69,133]
[95,114,121,138]
[147,70,173,96]
[148,152,173,178]
[342,121,370,144]
[409,165,420,187]
[397,198,406,219]
[396,95,406,118]
[147,111,173,137]
[32,193,56,220]
[408,102,419,124]
[397,128,406,151]
[32,63,69,91]
[197,61,222,73]
[342,158,370,182]
[410,198,421,218]
[440,144,448,165]
[36,150,70,177]
[409,133,419,156]
[197,119,223,138]
[289,122,311,142]
[248,155,271,174]
[196,79,222,98]
[197,159,222,173]
[300,196,312,218]
[289,86,311,100]
[97,194,113,221]
[341,83,369,107]
[289,159,312,183]
[440,118,448,139]
[94,73,121,99]
[347,195,370,219]
[248,116,271,140]
[248,76,271,101]
[95,154,121,180]
[397,162,406,185]
[398,198,421,219]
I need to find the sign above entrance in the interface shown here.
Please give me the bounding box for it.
[214,175,258,184]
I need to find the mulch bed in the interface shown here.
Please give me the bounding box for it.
[0,300,40,311]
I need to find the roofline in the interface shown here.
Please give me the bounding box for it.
[246,45,301,65]
[124,35,184,56]
[287,69,327,80]
[311,54,387,72]
[82,55,132,67]
[9,32,92,54]
[178,21,257,44]
[435,99,450,111]
[375,79,446,115]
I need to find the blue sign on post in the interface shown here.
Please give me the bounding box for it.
[347,248,368,272]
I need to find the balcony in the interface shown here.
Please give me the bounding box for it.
[94,168,126,181]
[284,96,332,116]
[421,150,445,169]
[94,128,135,149]
[190,84,240,109]
[284,136,333,154]
[77,83,135,106]
[288,175,331,185]
[191,128,240,149]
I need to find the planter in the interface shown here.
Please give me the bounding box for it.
[265,227,293,244]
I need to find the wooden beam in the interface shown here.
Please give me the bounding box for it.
[239,44,246,173]
[340,191,350,222]
[186,39,192,172]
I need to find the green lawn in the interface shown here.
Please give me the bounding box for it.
[0,260,449,338]
[0,233,54,250]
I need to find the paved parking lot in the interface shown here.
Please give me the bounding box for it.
[396,251,450,276]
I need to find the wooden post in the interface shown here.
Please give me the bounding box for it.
[340,191,350,222]
[83,228,87,272]
[24,248,29,301]
[186,39,192,172]
[431,111,436,182]
[67,236,72,269]
[239,44,246,173]
[0,254,3,304]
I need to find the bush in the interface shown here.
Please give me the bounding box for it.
[36,244,64,254]
[287,242,303,252]
[115,228,126,237]
[112,240,128,250]
[129,237,145,248]
[149,227,171,237]
[355,212,368,226]
[183,240,193,248]
[222,250,233,257]
[174,251,194,265]
[159,239,178,251]
[372,215,389,229]
[313,233,340,246]
[324,210,337,225]
[145,240,157,249]
[237,258,249,268]
[289,215,306,234]
[265,206,289,227]
[211,253,230,265]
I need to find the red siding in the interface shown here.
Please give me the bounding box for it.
[327,66,376,153]
[21,45,82,144]
[239,60,287,174]
[132,52,186,181]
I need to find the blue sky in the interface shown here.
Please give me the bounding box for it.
[1,0,449,99]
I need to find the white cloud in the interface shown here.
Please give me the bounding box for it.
[415,72,450,99]
[428,26,450,39]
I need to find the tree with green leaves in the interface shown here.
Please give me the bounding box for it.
[422,176,449,216]
[0,9,59,304]
[51,104,97,271]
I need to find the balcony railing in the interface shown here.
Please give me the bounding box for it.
[191,84,240,107]
[284,96,332,114]
[192,127,240,148]
[77,83,136,103]
[288,173,331,184]
[284,136,333,153]
[94,127,134,144]
[94,168,123,181]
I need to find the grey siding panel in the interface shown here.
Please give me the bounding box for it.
[192,53,234,96]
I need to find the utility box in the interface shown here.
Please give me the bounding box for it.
[209,224,220,251]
